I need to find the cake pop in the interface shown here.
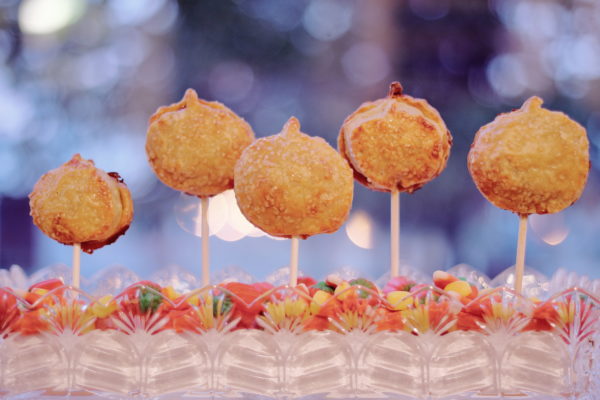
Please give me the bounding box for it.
[468,96,589,215]
[146,88,255,286]
[29,154,133,254]
[338,82,452,193]
[146,88,254,197]
[234,117,353,239]
[338,81,452,278]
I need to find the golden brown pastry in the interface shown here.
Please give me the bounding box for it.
[146,89,254,197]
[468,96,589,215]
[234,117,353,239]
[29,154,133,253]
[338,82,452,193]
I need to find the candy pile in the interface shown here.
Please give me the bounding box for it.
[0,269,594,338]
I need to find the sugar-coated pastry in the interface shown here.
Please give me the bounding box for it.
[146,89,254,197]
[338,82,452,193]
[29,154,133,253]
[468,96,589,215]
[234,117,353,239]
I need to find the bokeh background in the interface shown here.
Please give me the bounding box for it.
[1,0,599,283]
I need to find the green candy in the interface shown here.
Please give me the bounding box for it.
[350,278,374,289]
[139,288,163,313]
[312,281,334,294]
[350,278,375,299]
[213,295,233,316]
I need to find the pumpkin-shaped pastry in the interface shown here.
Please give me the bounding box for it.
[146,88,254,197]
[29,154,133,253]
[468,96,589,214]
[234,117,353,239]
[338,81,452,193]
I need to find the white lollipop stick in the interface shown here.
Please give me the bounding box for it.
[514,214,528,294]
[289,237,299,286]
[72,243,81,289]
[201,197,210,287]
[390,190,400,278]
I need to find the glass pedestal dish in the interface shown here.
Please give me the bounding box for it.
[0,265,599,400]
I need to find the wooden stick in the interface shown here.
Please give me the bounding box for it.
[72,243,81,289]
[201,197,210,287]
[390,190,400,278]
[289,237,299,287]
[514,214,528,294]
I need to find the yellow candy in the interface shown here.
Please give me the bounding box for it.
[334,281,353,301]
[444,280,472,297]
[186,295,200,307]
[162,286,180,301]
[285,298,308,318]
[529,297,541,304]
[387,291,413,311]
[310,290,332,314]
[91,295,117,318]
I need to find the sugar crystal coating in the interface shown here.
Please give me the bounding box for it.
[468,96,589,214]
[338,82,452,193]
[29,154,133,253]
[146,89,254,197]
[234,117,353,238]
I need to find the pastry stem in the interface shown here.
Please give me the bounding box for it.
[515,214,528,294]
[289,237,299,287]
[201,197,210,287]
[388,81,403,97]
[391,190,400,278]
[72,243,81,289]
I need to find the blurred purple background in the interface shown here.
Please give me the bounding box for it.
[1,0,599,282]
